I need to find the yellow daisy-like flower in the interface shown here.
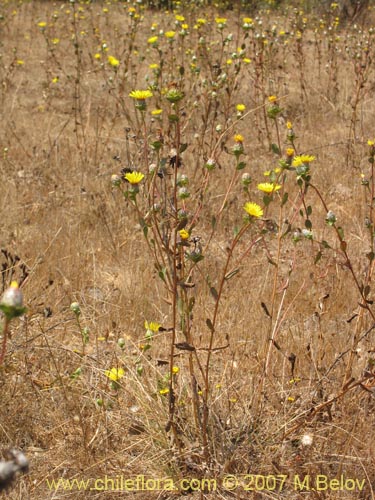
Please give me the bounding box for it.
[244,202,263,218]
[234,134,244,143]
[226,59,233,65]
[243,17,253,23]
[38,21,47,28]
[94,53,101,60]
[125,171,145,184]
[257,182,282,193]
[52,38,60,45]
[196,18,206,25]
[144,320,161,332]
[165,31,176,38]
[292,155,316,167]
[368,139,375,146]
[215,17,227,24]
[151,109,162,116]
[108,55,120,67]
[243,57,251,64]
[172,366,180,374]
[236,103,246,112]
[149,63,159,69]
[159,388,169,395]
[129,89,153,100]
[148,36,158,44]
[105,367,125,381]
[179,229,189,240]
[286,148,295,156]
[268,95,277,103]
[16,60,24,65]
[175,14,185,22]
[286,121,293,129]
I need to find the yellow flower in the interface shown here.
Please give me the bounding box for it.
[234,134,244,143]
[16,60,24,65]
[37,21,47,28]
[226,59,233,65]
[268,95,277,103]
[129,89,153,100]
[175,14,185,21]
[172,366,180,374]
[105,367,125,381]
[368,139,375,146]
[243,17,253,23]
[179,229,189,240]
[244,202,263,218]
[108,55,120,67]
[215,17,227,24]
[159,388,169,395]
[94,53,101,60]
[149,63,159,69]
[257,182,282,193]
[243,58,251,64]
[286,121,293,129]
[196,18,206,25]
[286,148,295,156]
[181,23,188,30]
[125,171,145,184]
[236,103,246,112]
[165,31,176,39]
[292,155,316,167]
[144,320,161,332]
[148,36,158,44]
[52,76,59,84]
[151,109,162,116]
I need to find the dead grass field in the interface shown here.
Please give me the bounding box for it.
[1,1,375,498]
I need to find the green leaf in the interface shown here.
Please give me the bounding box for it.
[271,143,281,155]
[179,143,188,154]
[236,161,246,170]
[305,219,312,230]
[225,269,239,281]
[210,287,218,301]
[314,251,322,264]
[281,192,289,206]
[307,205,312,216]
[206,318,214,331]
[158,267,167,282]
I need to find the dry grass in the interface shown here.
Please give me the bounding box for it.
[1,1,375,499]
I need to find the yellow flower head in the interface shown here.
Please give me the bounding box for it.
[172,366,180,374]
[215,17,227,24]
[292,155,316,167]
[244,202,263,218]
[257,182,282,193]
[368,139,375,147]
[243,17,253,23]
[38,21,47,28]
[286,148,295,156]
[165,31,176,39]
[94,53,101,60]
[268,95,277,103]
[236,103,246,112]
[129,89,153,100]
[108,55,120,67]
[159,388,169,395]
[144,320,161,332]
[175,14,185,22]
[196,18,206,25]
[179,229,189,240]
[105,367,125,381]
[286,121,293,129]
[234,134,244,143]
[151,109,162,116]
[148,36,158,44]
[124,171,145,184]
